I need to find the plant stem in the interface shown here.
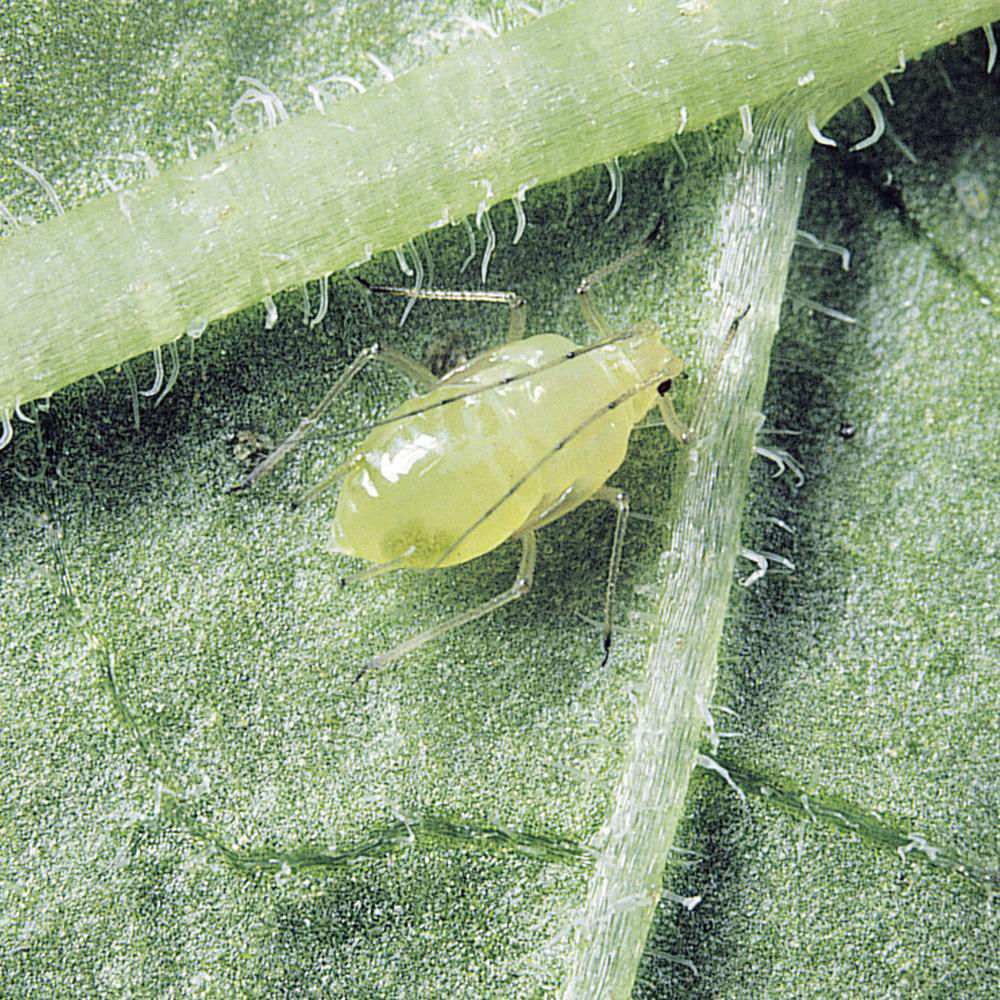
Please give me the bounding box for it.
[0,1,994,428]
[558,100,814,999]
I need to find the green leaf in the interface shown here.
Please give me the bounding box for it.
[1,4,996,999]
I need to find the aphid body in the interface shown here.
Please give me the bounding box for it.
[235,228,730,675]
[333,326,681,570]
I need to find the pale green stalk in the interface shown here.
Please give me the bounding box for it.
[0,0,995,427]
[560,101,815,998]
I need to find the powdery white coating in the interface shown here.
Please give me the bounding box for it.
[331,329,682,568]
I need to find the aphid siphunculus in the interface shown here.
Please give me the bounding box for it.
[233,225,744,678]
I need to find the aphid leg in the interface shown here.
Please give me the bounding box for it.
[576,218,663,337]
[356,278,527,342]
[294,455,363,507]
[227,342,433,492]
[355,531,537,681]
[592,486,629,666]
[655,391,690,445]
[340,548,415,586]
[377,347,438,391]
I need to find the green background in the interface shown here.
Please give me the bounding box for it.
[1,3,997,997]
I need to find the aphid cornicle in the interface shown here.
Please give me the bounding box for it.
[235,228,730,678]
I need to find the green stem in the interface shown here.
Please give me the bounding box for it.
[559,101,814,999]
[0,1,994,424]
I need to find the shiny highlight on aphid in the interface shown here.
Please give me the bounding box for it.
[233,226,743,679]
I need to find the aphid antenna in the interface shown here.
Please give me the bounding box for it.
[574,216,664,325]
[357,275,526,314]
[226,342,383,492]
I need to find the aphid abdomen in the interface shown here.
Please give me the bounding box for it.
[332,331,675,570]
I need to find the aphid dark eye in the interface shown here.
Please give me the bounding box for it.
[838,422,856,439]
[657,379,673,395]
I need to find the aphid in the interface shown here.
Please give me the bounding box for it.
[234,228,742,678]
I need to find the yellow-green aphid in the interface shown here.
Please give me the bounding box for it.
[334,327,681,570]
[236,227,708,678]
